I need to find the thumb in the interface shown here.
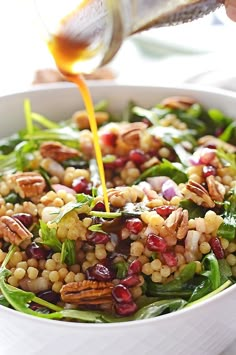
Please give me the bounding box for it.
[225,0,236,21]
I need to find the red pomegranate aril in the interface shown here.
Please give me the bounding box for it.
[92,202,106,212]
[202,165,216,178]
[12,213,33,228]
[87,232,110,244]
[115,157,128,168]
[128,259,142,275]
[86,263,114,281]
[146,234,167,252]
[121,275,140,287]
[155,205,176,218]
[112,284,132,303]
[101,132,117,147]
[129,149,147,165]
[25,242,50,260]
[210,237,224,259]
[162,252,178,267]
[125,218,143,234]
[72,177,88,193]
[115,301,138,316]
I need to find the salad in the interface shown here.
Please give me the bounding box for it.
[0,95,235,323]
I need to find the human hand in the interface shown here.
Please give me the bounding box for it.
[225,0,236,21]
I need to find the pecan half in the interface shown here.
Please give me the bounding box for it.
[206,175,226,203]
[11,172,46,199]
[0,216,33,245]
[198,135,236,153]
[40,141,80,162]
[72,110,109,130]
[120,122,148,146]
[184,180,215,208]
[160,208,188,241]
[60,280,113,305]
[161,96,196,110]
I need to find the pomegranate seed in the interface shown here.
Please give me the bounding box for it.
[86,263,114,281]
[162,252,177,267]
[155,206,176,218]
[115,302,137,316]
[112,284,132,303]
[115,157,128,168]
[129,149,147,165]
[101,132,117,147]
[121,275,140,287]
[12,213,33,228]
[210,237,224,259]
[92,202,105,212]
[146,234,167,252]
[87,232,110,244]
[25,242,50,260]
[37,290,60,304]
[128,259,142,275]
[125,218,143,234]
[199,148,216,165]
[104,162,116,169]
[72,177,88,193]
[202,166,216,178]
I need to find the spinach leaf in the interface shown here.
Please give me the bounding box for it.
[217,188,236,241]
[180,200,206,219]
[40,221,62,252]
[201,252,221,290]
[61,239,76,266]
[115,262,128,279]
[218,259,232,284]
[133,299,187,320]
[134,159,188,185]
[188,277,211,302]
[219,121,236,143]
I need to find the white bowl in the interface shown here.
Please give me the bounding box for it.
[0,83,236,355]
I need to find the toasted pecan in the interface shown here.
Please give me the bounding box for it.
[0,216,33,245]
[60,280,114,305]
[184,180,215,208]
[11,172,46,199]
[160,208,188,241]
[206,175,226,203]
[40,141,80,162]
[161,96,196,110]
[120,122,148,146]
[72,110,109,130]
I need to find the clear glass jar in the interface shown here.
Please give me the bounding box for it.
[37,0,223,74]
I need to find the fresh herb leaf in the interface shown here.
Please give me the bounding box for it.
[134,159,188,184]
[115,262,128,279]
[40,221,62,252]
[61,239,76,265]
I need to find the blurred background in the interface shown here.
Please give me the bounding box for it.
[0,0,236,95]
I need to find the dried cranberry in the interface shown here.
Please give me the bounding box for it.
[86,263,114,281]
[155,206,176,218]
[25,242,50,260]
[202,166,216,178]
[37,290,60,304]
[87,232,110,244]
[115,302,137,316]
[210,237,224,259]
[125,218,143,234]
[112,284,132,303]
[146,234,167,252]
[92,202,105,212]
[101,132,117,147]
[129,149,147,165]
[72,177,88,193]
[162,252,177,267]
[12,213,33,228]
[121,275,140,287]
[128,259,142,275]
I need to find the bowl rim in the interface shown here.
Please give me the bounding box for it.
[0,81,235,328]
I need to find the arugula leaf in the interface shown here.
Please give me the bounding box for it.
[134,159,188,184]
[40,221,62,252]
[15,140,37,171]
[61,239,76,265]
